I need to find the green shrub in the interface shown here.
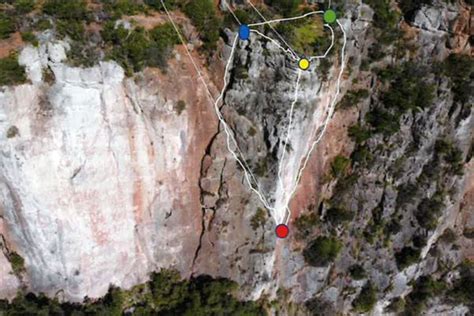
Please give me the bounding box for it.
[405,276,445,315]
[348,124,371,144]
[364,0,399,32]
[183,0,221,50]
[442,54,473,105]
[295,212,318,239]
[250,208,267,230]
[20,31,38,46]
[145,0,178,11]
[0,54,27,86]
[338,89,369,109]
[57,19,85,41]
[351,145,373,166]
[380,63,435,112]
[435,139,464,175]
[14,0,36,14]
[330,155,350,178]
[352,282,377,313]
[264,0,303,17]
[349,264,366,280]
[102,0,147,18]
[175,100,186,115]
[415,191,445,230]
[9,252,25,275]
[103,22,180,74]
[43,0,89,20]
[366,107,400,136]
[398,0,433,21]
[0,13,15,39]
[303,236,342,266]
[386,297,405,313]
[448,262,474,304]
[0,269,266,315]
[395,246,420,270]
[396,182,418,209]
[325,207,353,225]
[6,126,19,138]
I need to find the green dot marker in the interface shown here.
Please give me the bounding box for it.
[324,10,337,24]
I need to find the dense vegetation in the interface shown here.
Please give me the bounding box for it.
[403,276,445,315]
[102,22,180,75]
[0,12,15,39]
[264,0,303,17]
[441,54,474,105]
[0,270,265,315]
[352,282,377,313]
[0,53,27,86]
[303,236,342,266]
[182,0,221,50]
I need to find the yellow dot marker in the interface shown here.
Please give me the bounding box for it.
[298,58,310,71]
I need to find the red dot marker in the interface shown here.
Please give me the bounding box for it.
[275,224,289,238]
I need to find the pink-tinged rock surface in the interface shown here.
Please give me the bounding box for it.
[0,218,20,300]
[0,42,218,301]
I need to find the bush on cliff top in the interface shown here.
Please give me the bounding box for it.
[0,54,27,86]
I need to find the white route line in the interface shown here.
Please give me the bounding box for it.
[224,1,242,25]
[283,20,347,225]
[250,12,335,61]
[246,0,299,60]
[159,0,216,104]
[215,36,278,213]
[161,0,348,227]
[278,69,302,192]
[309,24,335,61]
[250,29,298,61]
[160,0,276,215]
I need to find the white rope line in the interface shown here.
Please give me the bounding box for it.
[159,0,216,104]
[161,0,348,227]
[224,1,242,25]
[250,29,298,61]
[277,69,302,192]
[246,0,299,59]
[309,24,335,61]
[161,0,276,215]
[283,20,347,225]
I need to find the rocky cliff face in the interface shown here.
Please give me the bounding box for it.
[0,0,472,314]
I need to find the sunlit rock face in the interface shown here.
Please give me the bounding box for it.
[0,41,215,301]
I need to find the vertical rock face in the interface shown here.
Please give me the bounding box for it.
[0,42,218,301]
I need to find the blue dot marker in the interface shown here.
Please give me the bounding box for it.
[239,24,250,41]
